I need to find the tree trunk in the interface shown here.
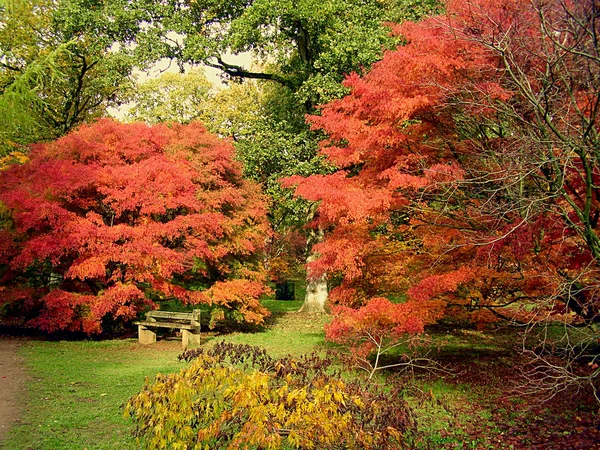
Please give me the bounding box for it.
[299,276,328,313]
[299,259,328,313]
[299,229,328,313]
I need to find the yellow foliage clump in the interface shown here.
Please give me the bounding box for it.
[125,345,416,449]
[0,151,29,171]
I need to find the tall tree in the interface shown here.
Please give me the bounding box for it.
[0,119,271,334]
[124,0,440,312]
[0,0,134,155]
[288,0,600,396]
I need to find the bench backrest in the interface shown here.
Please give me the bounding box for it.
[146,309,200,322]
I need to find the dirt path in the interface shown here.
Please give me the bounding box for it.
[0,338,26,443]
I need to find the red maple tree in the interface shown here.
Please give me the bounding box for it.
[286,0,600,333]
[0,119,271,334]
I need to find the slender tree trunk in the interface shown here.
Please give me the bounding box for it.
[299,228,328,313]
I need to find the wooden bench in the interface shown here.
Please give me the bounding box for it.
[134,309,201,349]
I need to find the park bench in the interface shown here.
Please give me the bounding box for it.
[134,309,201,349]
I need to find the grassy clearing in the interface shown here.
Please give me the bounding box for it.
[1,300,328,450]
[3,303,598,449]
[2,339,185,450]
[215,304,330,357]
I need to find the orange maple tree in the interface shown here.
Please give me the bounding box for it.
[0,119,271,334]
[287,0,600,334]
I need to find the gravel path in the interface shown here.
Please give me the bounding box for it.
[0,338,26,444]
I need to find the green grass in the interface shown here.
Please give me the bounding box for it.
[407,379,489,449]
[213,309,330,357]
[2,300,328,449]
[4,303,594,449]
[260,298,304,315]
[2,339,185,450]
[203,297,328,358]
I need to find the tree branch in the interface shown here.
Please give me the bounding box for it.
[206,56,295,89]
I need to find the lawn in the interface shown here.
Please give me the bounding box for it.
[2,301,599,450]
[1,300,328,450]
[1,339,185,450]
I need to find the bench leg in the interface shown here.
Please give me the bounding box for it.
[181,329,201,350]
[138,325,156,345]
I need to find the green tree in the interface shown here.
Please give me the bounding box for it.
[0,0,134,155]
[125,69,213,124]
[130,0,439,106]
[229,82,330,310]
[201,79,265,141]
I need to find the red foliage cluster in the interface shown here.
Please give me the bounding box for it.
[325,297,442,358]
[0,119,271,334]
[288,0,600,335]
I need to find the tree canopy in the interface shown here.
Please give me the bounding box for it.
[129,0,439,107]
[122,0,441,311]
[0,0,134,155]
[288,0,600,329]
[0,119,271,334]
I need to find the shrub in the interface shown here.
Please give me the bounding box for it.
[326,298,445,379]
[125,342,418,449]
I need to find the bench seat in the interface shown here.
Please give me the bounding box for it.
[134,309,201,349]
[133,320,197,330]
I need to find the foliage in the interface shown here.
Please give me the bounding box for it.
[326,298,428,354]
[125,69,213,125]
[0,42,64,154]
[127,71,328,283]
[0,150,29,170]
[326,297,446,378]
[0,119,271,334]
[288,0,600,398]
[125,342,418,450]
[122,0,441,311]
[128,0,440,107]
[0,0,134,155]
[126,72,322,231]
[228,82,328,284]
[287,0,600,320]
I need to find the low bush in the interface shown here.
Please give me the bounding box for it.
[125,342,418,449]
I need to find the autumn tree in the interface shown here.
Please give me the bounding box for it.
[0,119,271,334]
[325,298,445,379]
[288,0,600,395]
